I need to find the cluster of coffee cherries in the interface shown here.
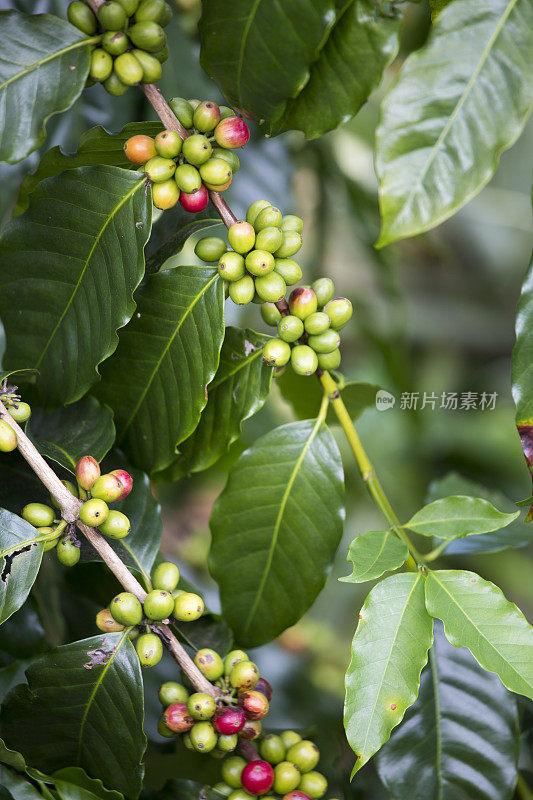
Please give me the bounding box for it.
[67,0,172,95]
[96,560,205,666]
[123,99,250,211]
[0,386,32,452]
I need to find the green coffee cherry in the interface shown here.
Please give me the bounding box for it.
[260,734,286,764]
[193,101,221,133]
[187,692,216,720]
[245,249,275,277]
[254,272,286,303]
[316,349,341,370]
[291,345,318,376]
[212,784,232,798]
[227,791,254,800]
[228,221,255,254]
[174,164,202,193]
[200,158,232,187]
[218,734,238,753]
[103,72,128,96]
[144,589,174,620]
[229,276,255,305]
[262,338,291,367]
[98,1,127,29]
[286,740,319,772]
[98,510,130,538]
[281,214,304,233]
[152,180,180,210]
[159,2,172,25]
[56,537,81,567]
[158,681,189,705]
[194,648,224,680]
[169,97,194,129]
[102,31,128,56]
[117,0,140,13]
[158,716,176,738]
[307,329,340,353]
[22,503,55,528]
[246,200,271,226]
[110,592,143,626]
[219,105,235,120]
[261,302,282,327]
[91,473,123,502]
[96,608,124,633]
[229,660,259,690]
[132,50,162,84]
[274,230,302,259]
[304,312,330,335]
[68,1,97,35]
[273,259,302,286]
[273,762,301,794]
[173,592,204,621]
[278,315,304,343]
[195,236,227,263]
[280,730,302,749]
[289,287,317,320]
[136,633,163,667]
[213,147,240,173]
[135,0,166,22]
[0,419,17,452]
[144,156,176,183]
[323,297,353,330]
[90,49,113,83]
[190,721,217,752]
[182,134,212,166]
[155,130,182,158]
[218,252,246,282]
[254,205,283,232]
[255,226,283,254]
[221,756,247,788]
[39,528,60,552]
[224,649,248,676]
[298,771,327,798]
[152,561,180,591]
[128,21,166,52]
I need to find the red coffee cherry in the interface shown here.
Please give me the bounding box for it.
[255,677,273,701]
[179,184,209,213]
[163,702,194,733]
[214,117,250,149]
[213,706,246,734]
[110,468,133,500]
[283,793,312,800]
[238,690,269,720]
[241,760,274,796]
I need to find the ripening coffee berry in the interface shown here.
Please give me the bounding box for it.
[157,716,176,738]
[238,690,269,720]
[254,206,283,232]
[307,330,340,354]
[241,761,275,796]
[281,215,304,233]
[96,608,125,633]
[174,164,201,193]
[222,757,247,788]
[132,49,162,83]
[124,135,157,165]
[163,702,194,733]
[316,349,341,370]
[135,0,166,22]
[311,278,334,308]
[273,259,302,286]
[261,302,282,327]
[136,633,163,667]
[280,730,302,749]
[255,226,283,254]
[90,49,113,83]
[0,419,17,452]
[143,589,174,620]
[239,719,262,740]
[228,221,256,254]
[187,692,216,720]
[289,287,317,320]
[278,315,304,343]
[304,312,330,336]
[8,401,31,424]
[200,158,232,188]
[103,73,128,97]
[158,681,188,705]
[144,156,176,183]
[68,1,97,35]
[291,345,318,376]
[195,236,227,263]
[203,175,233,193]
[224,649,249,676]
[76,456,100,490]
[152,561,180,591]
[190,721,217,752]
[22,503,55,527]
[193,101,221,133]
[183,134,212,166]
[245,250,275,277]
[169,97,194,128]
[246,200,271,226]
[98,1,127,28]
[213,706,246,735]
[218,734,239,753]
[102,31,129,56]
[227,790,254,800]
[128,21,166,52]
[91,473,123,502]
[110,592,143,626]
[56,537,81,567]
[173,592,204,621]
[323,297,353,330]
[297,772,327,799]
[229,660,259,691]
[114,52,144,86]
[229,276,255,305]
[180,185,209,213]
[213,147,240,173]
[154,130,182,159]
[109,469,133,501]
[152,179,180,210]
[286,741,319,773]
[273,763,301,795]
[262,339,291,368]
[214,117,250,149]
[274,231,302,259]
[255,677,273,700]
[283,792,312,800]
[194,648,224,680]
[218,252,246,282]
[260,734,286,764]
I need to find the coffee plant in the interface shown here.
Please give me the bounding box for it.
[0,1,532,799]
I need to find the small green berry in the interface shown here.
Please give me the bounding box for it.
[280,214,303,233]
[229,660,259,690]
[128,20,166,52]
[274,230,302,259]
[39,527,60,552]
[173,592,204,621]
[273,259,302,286]
[273,762,301,795]
[97,1,127,30]
[90,49,113,83]
[110,592,143,626]
[152,180,180,210]
[254,226,283,254]
[229,275,255,305]
[200,157,232,187]
[245,249,275,277]
[136,632,163,667]
[218,734,239,752]
[224,649,249,676]
[187,692,216,720]
[312,278,335,307]
[132,49,162,84]
[102,31,129,56]
[174,164,202,193]
[228,221,256,254]
[298,771,328,798]
[8,401,31,424]
[221,756,247,788]
[193,101,221,133]
[219,106,235,120]
[260,734,286,764]
[67,1,97,35]
[152,561,180,591]
[280,730,302,748]
[254,205,282,232]
[0,419,17,452]
[316,349,341,370]
[143,589,174,620]
[218,251,246,282]
[22,502,54,528]
[261,302,282,327]
[144,156,176,183]
[323,297,353,330]
[307,329,340,354]
[194,648,224,680]
[278,315,304,343]
[291,345,318,376]
[169,97,194,128]
[158,681,189,705]
[116,0,140,13]
[304,312,331,335]
[190,721,217,752]
[155,130,183,159]
[103,72,128,97]
[135,0,166,22]
[262,338,291,367]
[97,510,130,539]
[213,147,240,173]
[246,200,271,226]
[182,134,212,166]
[254,271,286,302]
[91,473,123,502]
[195,236,227,263]
[286,740,319,772]
[56,537,81,567]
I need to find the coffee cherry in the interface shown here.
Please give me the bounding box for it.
[8,401,31,424]
[194,236,226,263]
[289,287,317,320]
[190,721,217,752]
[239,719,262,740]
[228,791,254,800]
[124,135,157,165]
[180,185,209,213]
[213,706,246,735]
[159,2,172,26]
[280,730,302,748]
[230,660,259,691]
[238,690,269,720]
[224,649,249,676]
[213,147,240,173]
[103,73,128,96]
[144,156,176,183]
[90,49,113,83]
[183,134,212,166]
[68,1,97,35]
[173,592,204,621]
[241,761,274,796]
[291,345,318,376]
[157,716,176,738]
[98,1,127,29]
[222,757,247,788]
[273,259,302,286]
[98,509,130,538]
[218,734,239,752]
[286,741,319,773]
[163,702,194,733]
[256,272,287,302]
[158,681,188,705]
[262,338,291,368]
[273,762,301,795]
[193,101,221,133]
[152,179,180,210]
[316,349,341,370]
[110,592,143,626]
[143,589,174,620]
[56,537,81,567]
[297,772,327,799]
[274,231,302,259]
[281,215,304,233]
[229,276,255,305]
[116,0,140,13]
[254,226,283,254]
[260,734,286,764]
[22,503,55,528]
[311,278,334,308]
[246,200,271,226]
[79,498,107,527]
[283,793,312,800]
[261,302,282,327]
[254,206,283,232]
[108,469,132,501]
[228,221,255,254]
[96,608,124,633]
[39,528,59,552]
[135,0,166,22]
[255,677,273,700]
[102,31,129,56]
[307,330,340,354]
[218,252,246,282]
[278,315,304,343]
[245,250,275,277]
[187,692,216,720]
[91,473,123,502]
[214,117,250,149]
[212,783,233,798]
[154,130,182,159]
[152,561,180,591]
[136,633,162,667]
[194,648,224,680]
[169,97,194,128]
[304,312,330,336]
[203,175,233,193]
[0,420,17,452]
[174,164,201,194]
[200,158,232,187]
[323,297,353,330]
[132,49,162,83]
[128,21,166,52]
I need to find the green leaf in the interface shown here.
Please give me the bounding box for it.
[405,495,519,540]
[375,0,533,246]
[512,253,533,492]
[0,12,92,164]
[210,419,345,647]
[425,569,533,701]
[0,603,47,660]
[0,167,152,405]
[0,740,26,773]
[145,205,221,274]
[0,510,44,625]
[0,766,43,800]
[156,327,273,480]
[26,396,115,473]
[340,530,408,583]
[344,572,433,776]
[278,374,380,422]
[376,621,520,800]
[172,614,233,656]
[0,453,50,516]
[53,767,124,800]
[96,265,225,475]
[0,632,146,798]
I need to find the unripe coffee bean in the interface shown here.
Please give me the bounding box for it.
[96,608,124,633]
[261,302,282,327]
[260,734,286,764]
[274,231,302,259]
[116,0,140,14]
[91,473,123,502]
[152,180,180,210]
[135,0,166,22]
[163,702,194,732]
[281,730,302,748]
[238,690,269,720]
[200,158,232,187]
[180,185,209,213]
[124,135,157,165]
[22,502,55,527]
[187,692,216,720]
[224,649,249,676]
[102,31,129,56]
[175,164,201,193]
[255,272,286,302]
[213,147,240,173]
[229,276,255,305]
[194,648,224,680]
[297,771,327,798]
[228,221,255,254]
[144,156,176,182]
[218,734,239,752]
[221,757,247,788]
[245,250,275,277]
[203,175,233,192]
[169,97,194,128]
[98,2,127,30]
[103,73,128,97]
[241,761,274,796]
[158,681,189,705]
[311,278,334,307]
[110,593,143,626]
[273,762,301,795]
[254,206,282,232]
[304,312,330,335]
[213,706,246,735]
[230,660,259,690]
[190,721,217,752]
[289,287,317,320]
[291,345,318,376]
[195,236,227,262]
[136,633,163,667]
[155,130,182,159]
[90,49,113,83]
[98,510,130,538]
[286,740,319,772]
[273,259,302,286]
[143,589,174,620]
[218,251,246,282]
[128,21,166,52]
[68,1,97,35]
[152,561,180,591]
[56,537,81,567]
[316,349,341,370]
[278,315,304,343]
[183,134,212,166]
[193,101,221,133]
[132,49,162,84]
[246,200,271,226]
[173,592,204,621]
[8,401,31,423]
[0,419,17,452]
[214,117,250,149]
[255,226,283,254]
[159,2,172,25]
[323,297,353,330]
[307,329,340,354]
[263,338,291,367]
[281,215,303,233]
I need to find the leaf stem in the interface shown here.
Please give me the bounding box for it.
[423,539,449,562]
[517,774,533,800]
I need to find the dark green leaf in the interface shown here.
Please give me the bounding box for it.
[172,614,233,657]
[0,510,44,625]
[0,740,26,773]
[344,572,433,776]
[405,495,519,540]
[340,529,408,583]
[53,767,124,800]
[0,167,152,405]
[145,205,221,275]
[0,12,92,164]
[210,419,345,647]
[26,397,115,473]
[376,0,533,246]
[0,661,29,705]
[0,452,50,516]
[376,621,520,800]
[0,603,47,661]
[96,265,225,475]
[278,375,380,422]
[512,253,533,496]
[0,766,43,800]
[0,633,146,798]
